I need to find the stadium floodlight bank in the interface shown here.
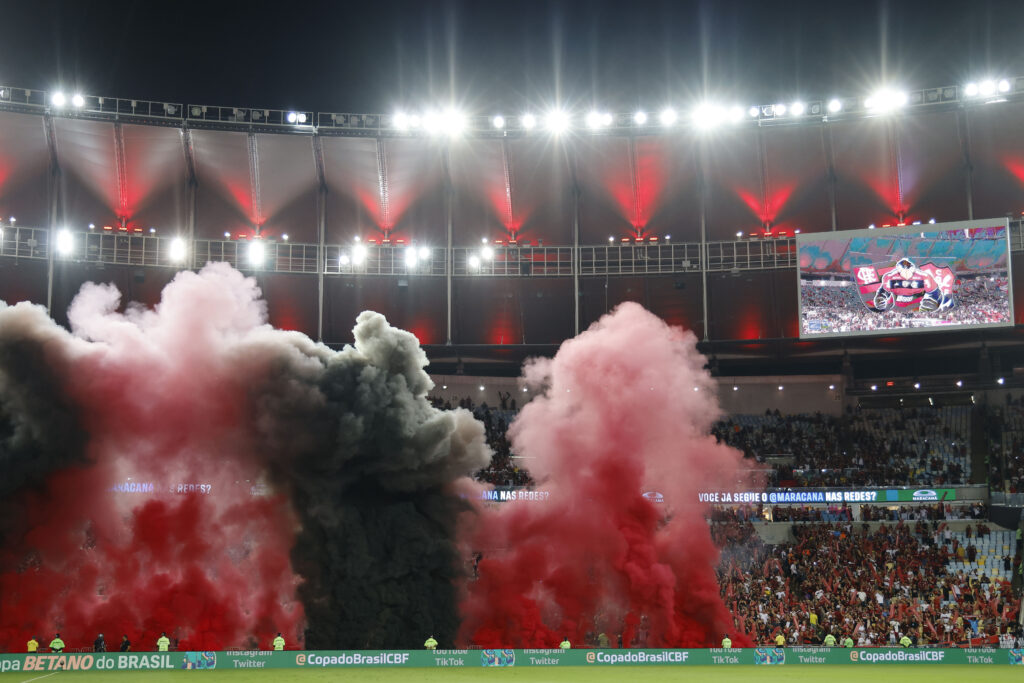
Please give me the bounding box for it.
[797,218,1014,340]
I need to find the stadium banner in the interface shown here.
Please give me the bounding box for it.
[698,487,959,504]
[796,218,1014,340]
[0,647,1019,671]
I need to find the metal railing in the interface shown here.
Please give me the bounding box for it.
[578,243,702,275]
[3,220,1022,276]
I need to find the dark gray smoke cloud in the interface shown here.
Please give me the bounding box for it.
[0,302,89,546]
[248,312,492,649]
[0,265,490,650]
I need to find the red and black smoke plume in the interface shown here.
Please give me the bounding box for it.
[0,263,489,651]
[459,302,752,648]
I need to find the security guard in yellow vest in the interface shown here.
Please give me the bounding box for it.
[424,635,438,650]
[157,632,170,652]
[273,633,285,651]
[721,634,732,649]
[774,633,785,647]
[559,637,570,650]
[27,637,38,652]
[49,634,65,653]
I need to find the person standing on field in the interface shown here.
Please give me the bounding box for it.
[273,632,285,650]
[157,632,170,652]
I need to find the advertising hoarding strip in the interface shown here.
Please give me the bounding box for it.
[0,647,1018,672]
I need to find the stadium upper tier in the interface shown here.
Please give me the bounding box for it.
[2,83,1024,348]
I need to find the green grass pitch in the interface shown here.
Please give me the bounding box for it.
[2,666,1023,682]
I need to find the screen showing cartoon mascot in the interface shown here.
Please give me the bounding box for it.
[797,219,1013,339]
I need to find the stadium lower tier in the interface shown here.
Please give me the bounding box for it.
[714,520,1022,648]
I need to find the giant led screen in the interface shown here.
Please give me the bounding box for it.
[797,219,1013,339]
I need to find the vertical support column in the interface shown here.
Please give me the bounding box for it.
[311,134,328,343]
[958,109,975,221]
[181,127,199,266]
[822,123,839,231]
[43,114,60,314]
[571,150,581,337]
[697,140,710,342]
[442,144,454,345]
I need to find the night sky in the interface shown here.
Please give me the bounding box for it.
[1,0,1022,115]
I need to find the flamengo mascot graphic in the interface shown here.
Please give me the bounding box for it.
[180,652,217,670]
[480,650,515,667]
[753,648,785,665]
[852,258,955,313]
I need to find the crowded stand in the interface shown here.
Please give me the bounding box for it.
[712,406,969,488]
[992,401,1024,493]
[714,519,1022,646]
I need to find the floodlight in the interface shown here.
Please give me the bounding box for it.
[354,235,361,242]
[492,115,506,129]
[169,237,187,263]
[828,384,835,390]
[56,229,73,255]
[418,246,430,259]
[71,93,84,108]
[339,253,351,266]
[913,382,920,389]
[51,92,66,107]
[282,233,289,241]
[728,106,744,122]
[778,385,784,391]
[287,112,298,123]
[865,89,908,112]
[998,78,1011,93]
[773,103,787,116]
[747,106,759,118]
[692,104,721,129]
[790,101,805,116]
[997,377,1005,385]
[481,246,494,260]
[545,109,570,133]
[601,112,613,126]
[955,379,963,387]
[404,247,418,267]
[827,98,842,113]
[736,231,743,238]
[223,231,231,238]
[297,113,307,123]
[422,110,442,134]
[608,236,614,242]
[441,108,466,136]
[585,111,603,128]
[871,385,877,391]
[633,110,648,125]
[248,240,266,266]
[408,115,421,128]
[964,82,979,97]
[659,108,678,126]
[979,80,996,97]
[352,244,368,265]
[393,112,410,130]
[468,254,481,269]
[479,385,485,391]
[88,223,95,229]
[149,227,156,234]
[481,237,488,244]
[521,113,537,129]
